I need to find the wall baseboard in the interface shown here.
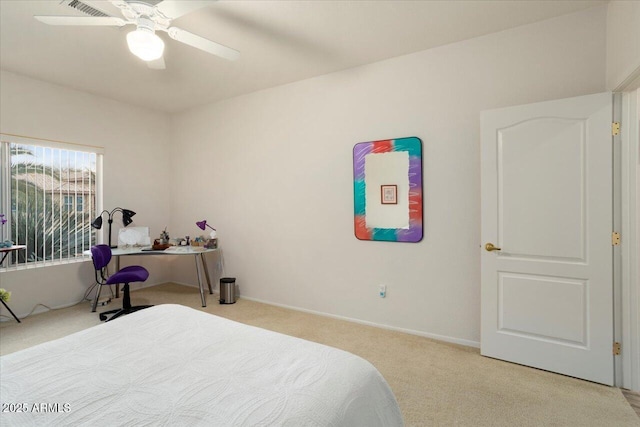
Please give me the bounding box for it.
[240,294,481,349]
[3,280,481,349]
[172,281,480,347]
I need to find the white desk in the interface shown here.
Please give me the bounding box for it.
[0,245,27,322]
[87,247,218,307]
[0,244,26,266]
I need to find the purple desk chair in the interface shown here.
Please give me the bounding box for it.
[90,244,153,322]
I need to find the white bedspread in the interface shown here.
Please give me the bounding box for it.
[0,304,403,426]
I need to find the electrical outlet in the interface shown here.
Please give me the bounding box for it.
[379,285,386,298]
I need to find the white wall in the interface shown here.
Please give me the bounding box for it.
[606,1,640,90]
[0,70,172,318]
[169,6,607,345]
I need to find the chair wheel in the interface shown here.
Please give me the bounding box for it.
[99,313,107,321]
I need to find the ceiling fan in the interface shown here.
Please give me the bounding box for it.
[34,0,240,70]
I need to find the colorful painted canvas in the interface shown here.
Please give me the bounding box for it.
[353,136,423,242]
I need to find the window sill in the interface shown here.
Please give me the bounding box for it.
[0,256,91,273]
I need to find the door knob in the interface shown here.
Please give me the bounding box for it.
[485,243,501,252]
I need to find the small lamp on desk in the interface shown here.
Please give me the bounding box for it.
[196,220,217,249]
[92,208,136,248]
[196,220,216,238]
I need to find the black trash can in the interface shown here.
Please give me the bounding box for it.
[219,277,236,304]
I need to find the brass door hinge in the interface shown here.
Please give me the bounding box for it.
[612,232,621,246]
[613,342,621,356]
[612,122,620,136]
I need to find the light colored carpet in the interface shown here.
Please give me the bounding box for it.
[1,283,638,427]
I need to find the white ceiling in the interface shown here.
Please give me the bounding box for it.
[0,0,606,113]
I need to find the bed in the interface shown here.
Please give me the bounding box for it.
[0,304,403,426]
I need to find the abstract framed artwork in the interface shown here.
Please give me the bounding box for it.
[353,136,423,242]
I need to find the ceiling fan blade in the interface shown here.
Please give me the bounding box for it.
[156,1,216,20]
[34,16,126,26]
[168,27,239,61]
[147,56,166,70]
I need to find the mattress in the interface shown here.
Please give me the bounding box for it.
[0,304,403,426]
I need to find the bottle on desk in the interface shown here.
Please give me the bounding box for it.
[205,230,218,249]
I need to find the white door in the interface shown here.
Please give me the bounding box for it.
[480,92,614,385]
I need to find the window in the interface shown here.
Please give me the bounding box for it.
[62,195,84,212]
[63,195,74,211]
[0,135,103,267]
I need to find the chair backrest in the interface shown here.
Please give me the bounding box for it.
[90,244,112,270]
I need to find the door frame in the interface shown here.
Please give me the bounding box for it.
[618,88,639,391]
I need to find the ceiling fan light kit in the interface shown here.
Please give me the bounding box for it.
[33,0,240,68]
[127,18,164,61]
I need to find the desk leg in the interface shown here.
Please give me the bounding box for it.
[0,252,8,266]
[1,299,21,323]
[115,255,120,299]
[200,253,213,294]
[195,255,206,307]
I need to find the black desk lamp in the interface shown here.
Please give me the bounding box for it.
[92,208,136,248]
